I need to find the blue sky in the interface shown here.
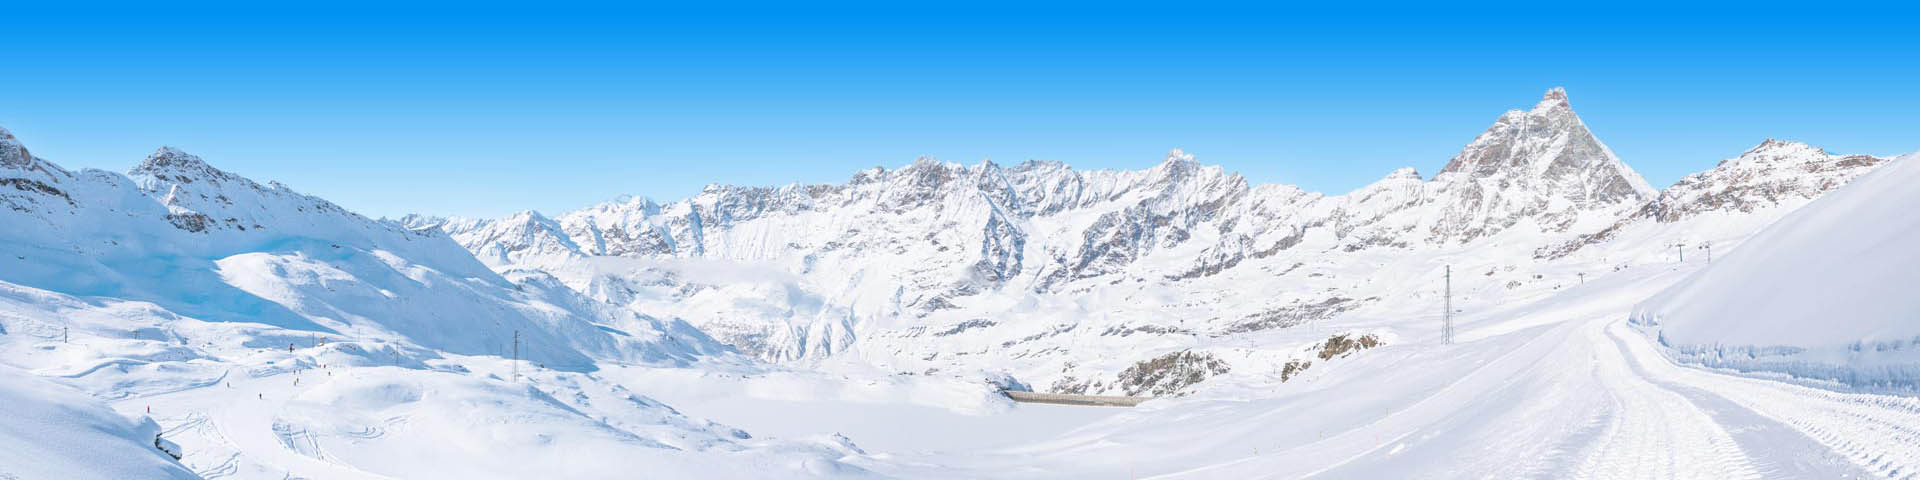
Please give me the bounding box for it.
[3,4,1916,218]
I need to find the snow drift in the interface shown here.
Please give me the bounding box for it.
[0,365,197,480]
[1634,150,1920,392]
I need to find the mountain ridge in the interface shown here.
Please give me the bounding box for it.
[405,88,1897,370]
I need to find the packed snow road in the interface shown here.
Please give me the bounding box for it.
[1200,308,1915,479]
[855,268,1920,479]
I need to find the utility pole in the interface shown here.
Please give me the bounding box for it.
[1443,265,1453,345]
[1578,272,1586,284]
[512,330,520,383]
[1676,242,1687,262]
[63,326,68,343]
[1700,243,1712,264]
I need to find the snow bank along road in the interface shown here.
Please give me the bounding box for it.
[1207,285,1912,478]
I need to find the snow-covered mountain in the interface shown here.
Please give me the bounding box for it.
[1540,138,1893,260]
[414,88,1895,399]
[401,91,1761,362]
[1,125,916,477]
[4,86,1917,479]
[0,126,732,373]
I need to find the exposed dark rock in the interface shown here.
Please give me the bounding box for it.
[1115,350,1230,397]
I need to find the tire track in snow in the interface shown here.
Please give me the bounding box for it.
[1607,321,1874,478]
[1610,321,1920,479]
[1570,320,1759,479]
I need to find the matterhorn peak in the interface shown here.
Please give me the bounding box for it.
[1424,87,1656,242]
[1536,86,1571,110]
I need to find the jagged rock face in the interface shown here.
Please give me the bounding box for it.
[129,147,374,235]
[406,211,583,267]
[460,149,1261,299]
[1428,88,1655,242]
[0,126,28,167]
[0,127,78,213]
[1644,140,1887,222]
[1537,139,1891,260]
[419,88,1888,375]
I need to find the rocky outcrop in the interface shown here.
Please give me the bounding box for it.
[1538,139,1891,259]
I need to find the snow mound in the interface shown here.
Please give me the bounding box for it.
[1633,150,1920,392]
[0,365,197,480]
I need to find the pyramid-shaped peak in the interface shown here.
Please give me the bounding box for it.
[1536,87,1571,110]
[1436,87,1655,207]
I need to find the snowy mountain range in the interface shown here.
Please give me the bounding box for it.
[404,89,1895,396]
[3,88,1916,479]
[2,129,730,372]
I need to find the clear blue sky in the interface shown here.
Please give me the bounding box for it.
[3,4,1916,218]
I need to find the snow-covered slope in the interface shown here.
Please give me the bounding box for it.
[5,86,1918,478]
[1633,149,1920,392]
[0,129,728,372]
[0,364,197,480]
[0,125,900,478]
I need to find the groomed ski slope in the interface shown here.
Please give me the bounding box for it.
[843,262,1920,478]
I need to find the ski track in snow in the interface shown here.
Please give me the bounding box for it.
[1610,321,1920,479]
[135,368,394,480]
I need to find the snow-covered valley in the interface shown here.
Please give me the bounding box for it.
[3,89,1918,479]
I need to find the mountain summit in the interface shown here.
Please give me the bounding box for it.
[1425,87,1656,240]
